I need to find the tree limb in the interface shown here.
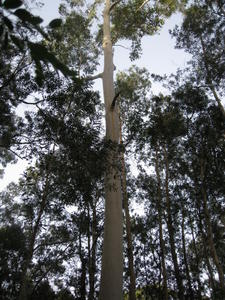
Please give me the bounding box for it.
[83,72,103,81]
[0,147,24,160]
[114,44,131,50]
[136,0,149,11]
[20,99,45,105]
[110,0,121,12]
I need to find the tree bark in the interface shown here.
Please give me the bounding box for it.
[198,212,216,299]
[200,36,225,119]
[163,145,184,300]
[200,160,225,293]
[88,199,97,300]
[79,231,87,300]
[18,173,50,300]
[119,109,136,300]
[99,0,123,298]
[181,207,194,299]
[155,147,168,300]
[189,216,203,299]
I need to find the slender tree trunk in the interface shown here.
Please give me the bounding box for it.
[99,0,123,298]
[87,205,92,300]
[181,208,194,299]
[200,36,225,119]
[18,174,50,300]
[189,216,203,299]
[88,199,97,300]
[80,260,87,300]
[155,147,168,300]
[198,213,216,299]
[200,160,225,292]
[163,145,184,300]
[79,232,87,300]
[119,109,136,300]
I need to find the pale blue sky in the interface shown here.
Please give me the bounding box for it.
[0,1,190,191]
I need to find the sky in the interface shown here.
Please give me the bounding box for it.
[36,0,190,77]
[0,0,190,191]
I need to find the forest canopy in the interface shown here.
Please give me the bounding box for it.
[0,0,225,299]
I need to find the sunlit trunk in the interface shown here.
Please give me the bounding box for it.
[99,0,123,298]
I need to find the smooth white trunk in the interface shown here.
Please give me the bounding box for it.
[99,0,123,299]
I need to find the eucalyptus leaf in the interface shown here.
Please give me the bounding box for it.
[3,0,22,9]
[48,18,62,28]
[28,41,75,78]
[14,8,43,25]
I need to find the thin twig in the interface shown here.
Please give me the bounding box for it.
[3,148,24,160]
[20,99,45,105]
[136,0,149,11]
[114,44,131,50]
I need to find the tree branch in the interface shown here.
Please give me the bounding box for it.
[114,44,130,50]
[33,239,74,252]
[0,53,30,92]
[83,72,103,81]
[0,147,24,160]
[136,0,149,11]
[110,0,121,12]
[20,99,45,105]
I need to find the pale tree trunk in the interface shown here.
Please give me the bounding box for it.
[99,0,123,298]
[181,207,194,299]
[119,112,136,300]
[163,145,184,300]
[155,146,168,300]
[193,175,216,298]
[88,199,97,300]
[198,212,216,299]
[189,216,203,299]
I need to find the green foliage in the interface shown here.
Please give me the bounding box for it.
[49,6,100,73]
[0,1,76,85]
[2,0,23,9]
[14,8,43,24]
[111,0,187,59]
[1,0,225,299]
[28,41,76,85]
[0,225,26,300]
[171,1,225,94]
[48,18,62,28]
